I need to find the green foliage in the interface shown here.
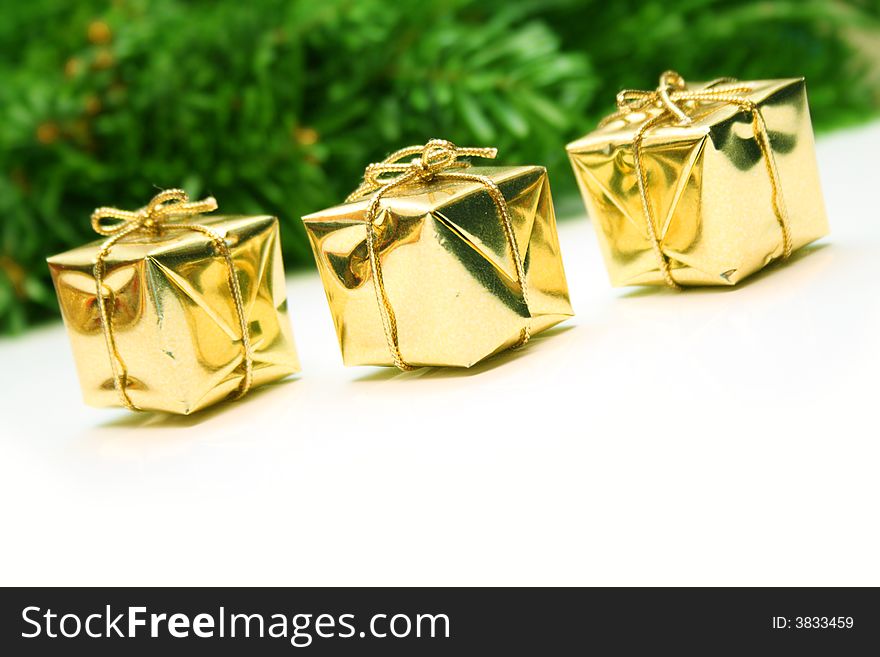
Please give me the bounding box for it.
[1,0,878,332]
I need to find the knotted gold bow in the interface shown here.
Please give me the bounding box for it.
[91,188,219,237]
[91,189,253,410]
[348,139,531,370]
[347,139,498,202]
[600,71,792,289]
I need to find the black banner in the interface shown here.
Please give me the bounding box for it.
[1,587,877,655]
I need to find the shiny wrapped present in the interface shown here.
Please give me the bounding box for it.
[47,189,299,414]
[567,72,829,288]
[302,139,573,369]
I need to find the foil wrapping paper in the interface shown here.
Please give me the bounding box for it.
[47,215,299,414]
[303,165,573,367]
[567,77,829,286]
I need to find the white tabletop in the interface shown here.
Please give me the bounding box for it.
[2,122,878,586]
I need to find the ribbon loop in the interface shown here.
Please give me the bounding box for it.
[419,138,462,175]
[657,70,691,124]
[90,208,144,236]
[601,71,793,289]
[347,140,529,370]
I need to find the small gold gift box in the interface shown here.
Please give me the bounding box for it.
[567,72,829,288]
[47,190,299,414]
[302,140,573,369]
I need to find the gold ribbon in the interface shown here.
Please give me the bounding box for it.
[600,71,793,289]
[91,189,253,410]
[347,139,531,370]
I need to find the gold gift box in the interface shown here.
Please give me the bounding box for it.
[302,160,573,368]
[47,213,299,414]
[567,76,829,287]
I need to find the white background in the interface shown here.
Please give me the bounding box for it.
[1,123,878,586]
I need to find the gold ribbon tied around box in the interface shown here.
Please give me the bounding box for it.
[91,189,253,410]
[347,139,531,370]
[599,71,793,289]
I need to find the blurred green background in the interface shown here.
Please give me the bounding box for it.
[1,0,879,333]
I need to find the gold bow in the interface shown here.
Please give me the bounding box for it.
[91,189,253,411]
[601,71,793,289]
[91,188,219,238]
[347,139,498,202]
[348,139,531,370]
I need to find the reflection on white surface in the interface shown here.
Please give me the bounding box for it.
[1,123,879,586]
